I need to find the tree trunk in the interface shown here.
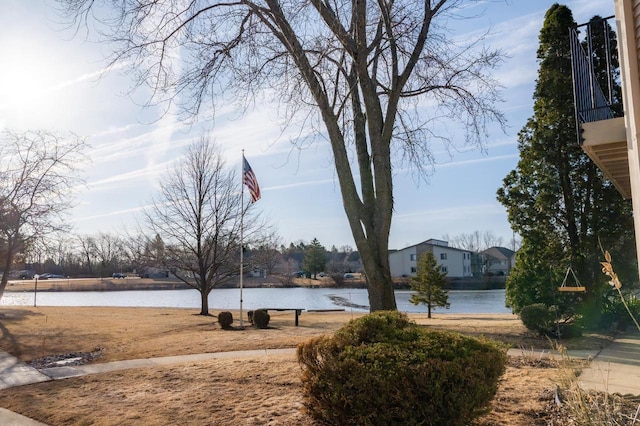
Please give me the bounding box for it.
[265,2,397,311]
[199,288,209,316]
[0,238,17,301]
[359,244,397,311]
[0,267,10,301]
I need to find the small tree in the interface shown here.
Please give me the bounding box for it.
[410,252,450,318]
[145,136,264,315]
[303,238,326,279]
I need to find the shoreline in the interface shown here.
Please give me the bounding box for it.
[4,276,505,293]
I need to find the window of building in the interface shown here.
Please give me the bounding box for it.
[410,267,417,273]
[410,254,417,261]
[440,253,447,260]
[441,266,448,273]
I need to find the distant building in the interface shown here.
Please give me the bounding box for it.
[480,247,516,276]
[389,239,473,278]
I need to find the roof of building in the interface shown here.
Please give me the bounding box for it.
[480,246,516,260]
[392,239,471,254]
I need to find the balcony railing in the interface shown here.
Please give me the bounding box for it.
[570,16,631,199]
[570,16,622,136]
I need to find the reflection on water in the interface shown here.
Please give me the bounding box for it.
[0,288,511,314]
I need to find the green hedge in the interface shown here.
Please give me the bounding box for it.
[297,311,507,425]
[520,303,555,335]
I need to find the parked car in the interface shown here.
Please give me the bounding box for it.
[38,273,64,279]
[12,270,34,280]
[112,273,126,279]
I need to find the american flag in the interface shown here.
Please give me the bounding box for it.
[242,155,261,203]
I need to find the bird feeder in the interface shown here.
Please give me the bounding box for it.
[557,266,586,292]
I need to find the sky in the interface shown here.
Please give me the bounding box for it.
[0,0,616,251]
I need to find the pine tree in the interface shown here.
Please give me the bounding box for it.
[410,252,449,318]
[496,5,636,325]
[303,238,327,279]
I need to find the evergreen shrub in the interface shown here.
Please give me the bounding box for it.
[217,311,233,329]
[297,311,507,426]
[252,309,270,329]
[599,295,640,331]
[520,303,555,335]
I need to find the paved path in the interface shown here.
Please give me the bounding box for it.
[578,329,640,395]
[1,331,639,424]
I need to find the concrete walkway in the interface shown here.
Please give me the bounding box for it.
[578,329,640,395]
[1,331,639,424]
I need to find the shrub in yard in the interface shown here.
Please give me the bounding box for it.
[297,311,507,426]
[599,294,640,331]
[252,309,270,329]
[520,303,555,335]
[557,323,582,339]
[217,311,233,329]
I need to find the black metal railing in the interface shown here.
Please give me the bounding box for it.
[570,15,622,142]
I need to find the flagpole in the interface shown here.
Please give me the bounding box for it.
[240,150,245,329]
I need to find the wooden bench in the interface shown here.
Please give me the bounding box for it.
[264,308,304,326]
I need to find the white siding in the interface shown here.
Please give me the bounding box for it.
[615,0,640,282]
[389,247,417,277]
[389,244,472,278]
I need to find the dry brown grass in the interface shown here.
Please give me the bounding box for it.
[0,306,609,425]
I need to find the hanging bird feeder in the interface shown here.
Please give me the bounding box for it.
[557,266,586,292]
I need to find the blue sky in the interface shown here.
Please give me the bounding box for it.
[0,0,615,250]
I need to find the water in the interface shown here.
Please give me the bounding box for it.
[0,288,511,314]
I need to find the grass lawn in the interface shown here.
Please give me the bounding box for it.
[0,306,619,425]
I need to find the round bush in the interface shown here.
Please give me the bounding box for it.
[217,311,233,329]
[252,309,270,329]
[297,311,507,426]
[520,303,555,335]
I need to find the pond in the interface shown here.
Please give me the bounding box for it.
[0,288,511,314]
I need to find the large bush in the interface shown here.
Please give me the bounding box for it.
[252,309,270,329]
[297,311,507,426]
[217,311,233,329]
[520,303,555,335]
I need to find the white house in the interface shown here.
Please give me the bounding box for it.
[389,239,473,278]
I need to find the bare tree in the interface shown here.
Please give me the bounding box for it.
[145,136,262,315]
[76,234,97,276]
[115,231,161,274]
[60,0,505,311]
[445,230,505,253]
[0,130,86,299]
[249,231,283,277]
[92,232,124,276]
[482,231,504,251]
